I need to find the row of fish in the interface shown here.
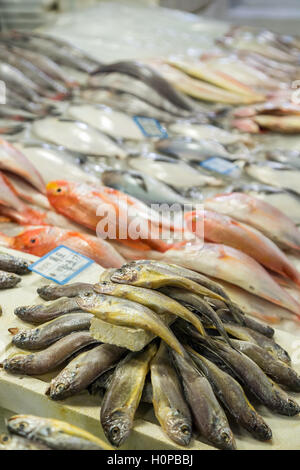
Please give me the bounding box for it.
[3,261,300,449]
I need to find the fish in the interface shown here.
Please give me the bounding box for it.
[212,340,300,416]
[161,287,236,347]
[246,161,300,196]
[185,209,300,285]
[46,180,178,252]
[129,153,223,189]
[150,342,192,446]
[110,262,227,302]
[14,297,83,324]
[4,31,100,74]
[155,137,241,162]
[67,105,145,141]
[12,312,93,350]
[169,123,248,145]
[101,169,195,208]
[15,142,99,185]
[187,347,272,441]
[212,322,291,364]
[0,270,21,289]
[214,308,275,338]
[155,243,300,316]
[4,173,51,210]
[0,138,45,194]
[0,251,30,275]
[101,343,157,447]
[0,225,125,268]
[211,278,293,324]
[253,114,300,133]
[227,183,300,226]
[32,118,127,158]
[0,433,51,450]
[205,192,300,252]
[91,61,193,111]
[171,350,236,450]
[0,61,44,101]
[7,414,111,450]
[37,283,94,301]
[47,343,126,400]
[3,331,98,375]
[231,340,300,392]
[76,292,185,356]
[93,281,207,337]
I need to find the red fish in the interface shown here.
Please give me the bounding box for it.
[185,209,300,285]
[0,226,125,268]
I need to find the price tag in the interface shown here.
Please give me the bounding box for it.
[200,157,238,175]
[133,116,168,138]
[29,245,94,285]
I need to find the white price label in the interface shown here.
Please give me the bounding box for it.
[29,245,94,285]
[133,116,168,138]
[200,157,238,175]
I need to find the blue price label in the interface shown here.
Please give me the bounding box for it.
[29,245,94,285]
[133,116,168,138]
[200,157,238,175]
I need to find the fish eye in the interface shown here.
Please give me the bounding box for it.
[0,434,9,443]
[30,239,36,244]
[18,422,27,431]
[111,426,120,437]
[56,188,62,193]
[180,425,190,435]
[221,431,231,442]
[55,383,65,392]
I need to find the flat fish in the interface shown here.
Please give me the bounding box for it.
[246,161,300,196]
[32,118,127,158]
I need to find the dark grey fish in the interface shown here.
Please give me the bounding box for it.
[0,270,21,289]
[14,297,82,324]
[215,307,274,338]
[37,283,94,301]
[3,331,98,375]
[231,340,300,392]
[0,252,30,275]
[213,340,300,416]
[171,349,236,450]
[187,347,272,441]
[12,312,93,350]
[48,343,126,400]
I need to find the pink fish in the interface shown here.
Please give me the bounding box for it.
[205,192,300,252]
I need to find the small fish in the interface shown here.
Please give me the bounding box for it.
[205,192,300,252]
[93,282,207,337]
[215,308,274,338]
[48,343,126,400]
[185,209,300,285]
[0,225,125,268]
[246,161,300,196]
[14,297,82,324]
[0,270,21,289]
[0,251,30,275]
[150,341,192,445]
[169,123,247,145]
[0,433,51,450]
[100,343,157,447]
[231,340,300,392]
[110,262,226,302]
[171,350,236,450]
[37,283,94,301]
[12,313,93,350]
[187,347,272,441]
[3,331,98,375]
[213,340,300,416]
[77,292,184,356]
[7,414,111,450]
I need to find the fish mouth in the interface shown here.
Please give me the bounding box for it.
[111,267,137,283]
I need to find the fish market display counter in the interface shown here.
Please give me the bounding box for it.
[0,247,300,450]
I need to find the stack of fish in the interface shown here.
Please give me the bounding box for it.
[3,261,300,449]
[0,414,112,450]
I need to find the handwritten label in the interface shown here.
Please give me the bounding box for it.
[133,116,168,138]
[29,245,94,285]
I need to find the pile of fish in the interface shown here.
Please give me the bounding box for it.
[0,251,30,295]
[3,261,300,449]
[0,414,112,450]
